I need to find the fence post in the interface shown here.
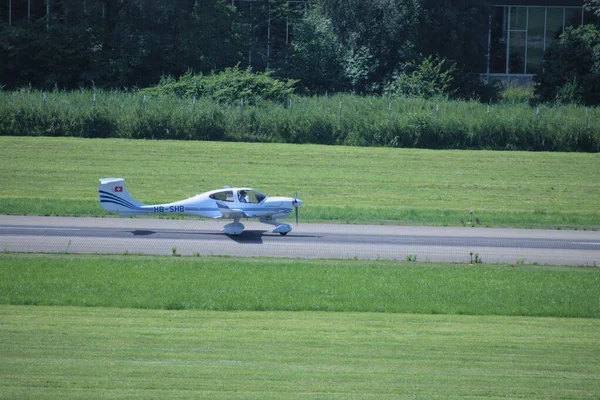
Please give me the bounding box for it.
[536,106,539,120]
[435,104,439,118]
[339,101,342,124]
[193,96,196,106]
[388,102,391,119]
[93,93,96,108]
[289,98,293,118]
[143,95,147,110]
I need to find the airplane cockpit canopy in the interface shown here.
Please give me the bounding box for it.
[237,189,266,204]
[209,190,235,202]
[209,189,266,203]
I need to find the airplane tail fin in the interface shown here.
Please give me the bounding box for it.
[98,178,146,216]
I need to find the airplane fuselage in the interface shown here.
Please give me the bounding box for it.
[98,178,303,235]
[132,193,297,220]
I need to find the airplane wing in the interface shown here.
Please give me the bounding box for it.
[216,202,248,219]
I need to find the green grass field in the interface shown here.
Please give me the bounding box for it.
[1,254,598,318]
[1,136,599,398]
[1,136,599,228]
[0,254,600,318]
[1,306,599,399]
[1,254,599,399]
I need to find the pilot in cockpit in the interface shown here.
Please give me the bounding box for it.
[239,190,250,203]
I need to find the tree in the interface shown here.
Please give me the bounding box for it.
[534,24,600,105]
[0,0,243,89]
[0,16,95,88]
[285,6,347,93]
[310,0,421,93]
[418,0,491,72]
[585,0,600,17]
[286,0,492,97]
[416,0,493,100]
[96,0,242,87]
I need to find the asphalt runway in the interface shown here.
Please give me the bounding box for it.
[1,215,599,266]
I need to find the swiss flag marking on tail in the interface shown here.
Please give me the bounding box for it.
[114,186,123,192]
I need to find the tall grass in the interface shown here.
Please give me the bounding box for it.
[1,89,598,151]
[499,84,535,104]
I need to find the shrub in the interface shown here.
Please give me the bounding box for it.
[141,66,298,105]
[500,85,535,104]
[384,56,456,99]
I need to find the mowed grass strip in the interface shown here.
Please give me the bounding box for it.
[1,254,598,318]
[1,136,600,227]
[1,305,599,399]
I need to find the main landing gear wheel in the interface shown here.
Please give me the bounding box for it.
[260,218,292,235]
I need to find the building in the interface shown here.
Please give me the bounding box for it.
[488,0,596,81]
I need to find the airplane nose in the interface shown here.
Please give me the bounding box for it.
[293,199,303,207]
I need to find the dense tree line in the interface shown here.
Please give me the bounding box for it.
[0,0,599,104]
[0,0,243,88]
[0,0,492,95]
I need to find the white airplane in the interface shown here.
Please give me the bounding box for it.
[98,178,303,235]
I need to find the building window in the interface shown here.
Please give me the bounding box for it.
[489,5,585,76]
[490,7,508,74]
[508,7,527,74]
[546,8,565,44]
[526,7,545,75]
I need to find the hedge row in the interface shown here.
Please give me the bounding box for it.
[1,90,598,152]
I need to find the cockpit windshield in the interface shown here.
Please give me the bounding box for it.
[238,190,267,204]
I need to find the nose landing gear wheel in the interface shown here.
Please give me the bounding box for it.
[279,232,288,236]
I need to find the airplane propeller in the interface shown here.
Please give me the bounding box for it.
[292,190,299,225]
